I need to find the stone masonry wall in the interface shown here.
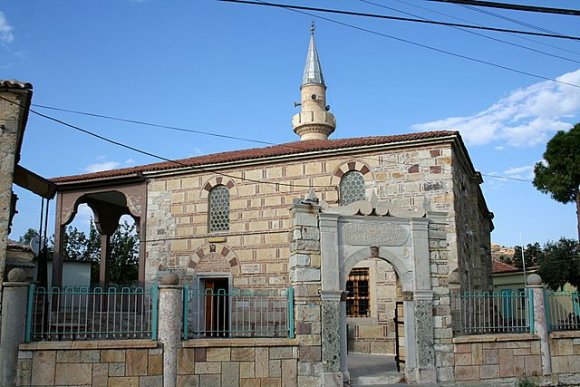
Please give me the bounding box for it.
[17,340,161,386]
[144,143,461,289]
[178,339,298,387]
[453,334,541,383]
[549,331,580,385]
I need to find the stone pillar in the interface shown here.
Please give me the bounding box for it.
[158,272,183,387]
[413,290,437,384]
[527,274,551,376]
[289,198,324,387]
[320,290,343,387]
[99,234,111,285]
[0,269,29,387]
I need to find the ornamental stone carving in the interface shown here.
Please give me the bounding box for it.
[343,223,409,246]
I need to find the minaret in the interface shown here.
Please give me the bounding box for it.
[292,24,336,141]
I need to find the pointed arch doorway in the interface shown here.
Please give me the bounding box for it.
[318,202,438,385]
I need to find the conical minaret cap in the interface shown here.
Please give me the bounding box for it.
[302,24,325,86]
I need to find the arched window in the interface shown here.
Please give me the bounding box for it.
[340,171,366,205]
[208,185,229,232]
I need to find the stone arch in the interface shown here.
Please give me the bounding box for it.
[342,246,413,292]
[188,244,240,275]
[199,175,238,198]
[329,159,373,187]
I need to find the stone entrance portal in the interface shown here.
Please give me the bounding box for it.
[315,197,439,385]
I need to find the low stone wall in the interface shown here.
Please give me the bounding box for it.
[453,333,541,383]
[550,331,580,385]
[17,340,161,386]
[179,338,299,387]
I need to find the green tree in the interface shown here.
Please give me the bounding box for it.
[533,123,580,241]
[538,238,580,291]
[512,243,544,269]
[107,220,139,285]
[18,228,39,245]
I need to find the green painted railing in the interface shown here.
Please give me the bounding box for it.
[25,284,159,341]
[183,286,295,339]
[546,291,580,331]
[454,289,532,335]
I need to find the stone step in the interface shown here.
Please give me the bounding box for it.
[351,371,405,385]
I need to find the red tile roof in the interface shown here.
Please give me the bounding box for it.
[0,80,33,90]
[492,259,520,274]
[52,130,459,183]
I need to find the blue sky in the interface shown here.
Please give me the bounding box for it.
[2,0,579,247]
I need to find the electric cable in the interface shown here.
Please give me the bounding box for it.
[425,0,580,17]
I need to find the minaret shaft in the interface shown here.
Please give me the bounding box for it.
[292,25,336,141]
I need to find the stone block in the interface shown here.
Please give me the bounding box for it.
[240,362,255,378]
[480,364,499,379]
[195,362,221,374]
[498,349,514,377]
[270,347,295,360]
[471,343,483,365]
[139,375,163,387]
[55,363,92,385]
[199,374,221,386]
[455,352,472,366]
[56,350,81,363]
[455,365,480,381]
[455,343,471,353]
[559,339,574,355]
[282,359,298,387]
[298,375,321,387]
[262,377,282,387]
[526,355,542,376]
[81,350,100,363]
[222,361,240,387]
[232,347,255,362]
[149,353,163,375]
[514,355,526,376]
[102,349,126,363]
[269,359,282,377]
[177,375,199,387]
[109,362,125,376]
[108,377,139,387]
[299,346,321,362]
[483,349,498,364]
[255,347,269,377]
[93,363,108,387]
[552,356,570,374]
[194,348,207,362]
[436,366,454,383]
[125,349,148,376]
[241,378,262,387]
[31,350,56,386]
[207,347,231,362]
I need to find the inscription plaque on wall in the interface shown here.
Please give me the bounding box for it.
[343,223,409,246]
[241,264,261,274]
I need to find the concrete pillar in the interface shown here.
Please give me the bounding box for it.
[0,269,29,387]
[527,274,551,376]
[158,272,183,387]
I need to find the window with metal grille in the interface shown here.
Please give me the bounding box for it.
[340,171,366,205]
[208,185,230,232]
[346,268,370,317]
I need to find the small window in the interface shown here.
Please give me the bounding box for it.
[340,171,366,205]
[208,185,229,232]
[346,268,370,317]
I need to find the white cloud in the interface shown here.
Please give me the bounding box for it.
[0,11,14,43]
[84,161,121,173]
[412,69,580,147]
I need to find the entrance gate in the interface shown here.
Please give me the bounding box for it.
[394,301,405,372]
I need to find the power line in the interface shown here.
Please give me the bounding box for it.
[391,0,580,57]
[220,0,580,40]
[223,0,580,89]
[426,0,580,16]
[359,0,580,64]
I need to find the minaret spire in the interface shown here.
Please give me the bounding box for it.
[292,24,336,141]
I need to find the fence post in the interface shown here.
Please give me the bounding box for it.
[25,282,36,343]
[287,287,295,339]
[158,272,183,387]
[527,273,551,376]
[0,269,30,387]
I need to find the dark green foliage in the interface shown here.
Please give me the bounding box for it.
[512,243,544,269]
[538,238,580,291]
[533,123,580,240]
[18,228,39,245]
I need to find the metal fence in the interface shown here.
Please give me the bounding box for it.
[454,290,533,335]
[25,284,158,342]
[547,291,580,331]
[183,287,294,339]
